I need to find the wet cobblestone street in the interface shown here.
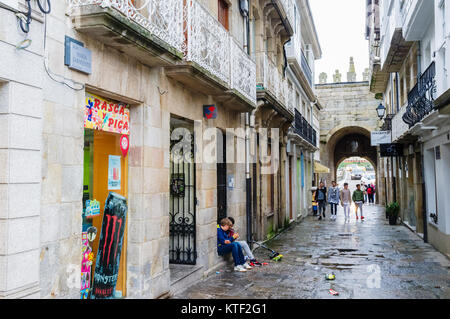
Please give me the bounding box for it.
[174,205,450,299]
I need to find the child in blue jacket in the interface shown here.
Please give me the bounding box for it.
[217,218,250,272]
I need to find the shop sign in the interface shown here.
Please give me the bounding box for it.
[120,135,129,157]
[85,93,130,135]
[108,155,121,190]
[371,131,391,146]
[203,105,217,119]
[84,199,100,218]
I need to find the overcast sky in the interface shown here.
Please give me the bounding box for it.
[309,0,369,84]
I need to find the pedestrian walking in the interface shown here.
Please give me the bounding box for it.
[352,184,365,221]
[367,184,375,204]
[340,183,352,222]
[328,181,340,220]
[314,182,327,220]
[361,182,368,203]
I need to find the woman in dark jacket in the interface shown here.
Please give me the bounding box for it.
[314,182,327,220]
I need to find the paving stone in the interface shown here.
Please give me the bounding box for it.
[173,205,450,299]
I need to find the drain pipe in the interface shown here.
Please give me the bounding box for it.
[245,112,252,248]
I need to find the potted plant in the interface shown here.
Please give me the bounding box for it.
[386,202,400,225]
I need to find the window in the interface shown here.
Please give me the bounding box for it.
[218,0,229,30]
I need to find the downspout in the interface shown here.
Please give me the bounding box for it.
[417,41,428,243]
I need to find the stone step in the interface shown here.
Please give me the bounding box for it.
[169,264,204,296]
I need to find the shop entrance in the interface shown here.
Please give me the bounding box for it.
[82,93,130,299]
[169,117,197,265]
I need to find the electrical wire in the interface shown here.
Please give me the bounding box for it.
[43,11,85,91]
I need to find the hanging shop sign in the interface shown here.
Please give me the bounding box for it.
[91,192,127,299]
[120,135,129,157]
[380,143,404,157]
[108,155,121,190]
[203,105,217,119]
[85,93,130,135]
[84,199,100,218]
[371,131,391,146]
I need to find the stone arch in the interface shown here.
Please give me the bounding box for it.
[321,126,377,183]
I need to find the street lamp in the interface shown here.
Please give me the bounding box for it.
[376,103,386,120]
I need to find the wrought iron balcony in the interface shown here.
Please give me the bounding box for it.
[301,50,313,87]
[69,0,256,108]
[256,52,294,113]
[294,109,316,147]
[402,62,436,128]
[279,0,295,33]
[68,0,185,65]
[230,39,257,106]
[166,0,256,109]
[183,0,231,85]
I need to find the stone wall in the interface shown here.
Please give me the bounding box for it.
[315,82,380,181]
[0,3,44,298]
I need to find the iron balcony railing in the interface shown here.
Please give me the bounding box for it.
[183,0,256,104]
[68,0,256,105]
[301,50,313,86]
[294,109,316,147]
[256,52,294,113]
[68,0,185,52]
[402,61,436,128]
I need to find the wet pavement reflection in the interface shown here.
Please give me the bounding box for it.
[173,205,450,299]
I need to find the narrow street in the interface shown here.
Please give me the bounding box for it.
[174,204,450,299]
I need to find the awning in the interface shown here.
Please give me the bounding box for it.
[314,161,330,174]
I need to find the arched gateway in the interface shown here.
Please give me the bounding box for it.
[315,81,380,191]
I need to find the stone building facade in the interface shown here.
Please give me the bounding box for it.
[367,0,450,257]
[315,68,380,188]
[0,0,322,299]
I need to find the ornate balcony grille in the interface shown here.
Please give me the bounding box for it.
[68,0,185,52]
[257,53,293,111]
[230,39,257,105]
[402,62,436,128]
[69,0,256,105]
[183,0,230,84]
[280,0,295,28]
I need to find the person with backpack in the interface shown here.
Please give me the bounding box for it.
[352,184,365,221]
[327,181,340,220]
[314,182,327,220]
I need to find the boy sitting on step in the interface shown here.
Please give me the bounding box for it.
[217,218,251,272]
[227,217,262,267]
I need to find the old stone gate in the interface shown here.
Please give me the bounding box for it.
[315,80,380,185]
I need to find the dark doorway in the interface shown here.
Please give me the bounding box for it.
[217,130,227,223]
